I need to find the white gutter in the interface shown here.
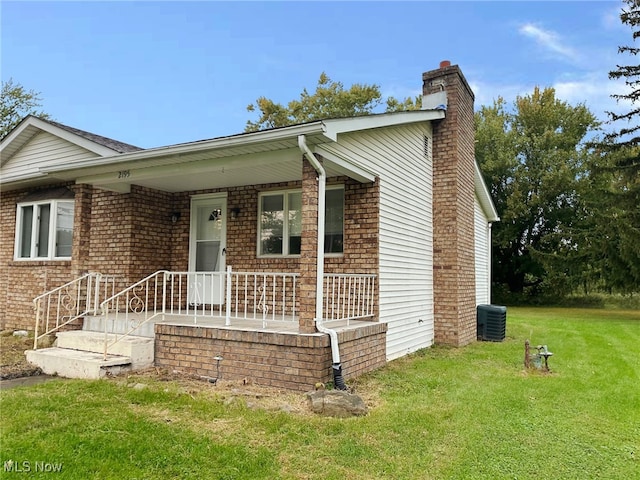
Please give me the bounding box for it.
[297,135,341,366]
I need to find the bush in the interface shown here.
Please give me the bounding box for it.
[492,284,639,309]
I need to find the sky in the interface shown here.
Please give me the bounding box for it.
[1,1,633,149]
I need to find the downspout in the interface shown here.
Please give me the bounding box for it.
[298,134,347,390]
[487,222,493,304]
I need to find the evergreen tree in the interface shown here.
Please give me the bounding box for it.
[584,0,640,293]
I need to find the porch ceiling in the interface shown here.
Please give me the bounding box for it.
[46,133,374,193]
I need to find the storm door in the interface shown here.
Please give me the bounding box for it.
[188,195,227,306]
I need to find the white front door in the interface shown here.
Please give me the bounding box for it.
[189,195,227,305]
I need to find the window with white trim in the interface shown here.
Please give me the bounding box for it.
[15,200,74,260]
[258,186,344,256]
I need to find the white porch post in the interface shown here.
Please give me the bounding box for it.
[225,266,232,326]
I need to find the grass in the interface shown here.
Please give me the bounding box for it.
[1,307,638,479]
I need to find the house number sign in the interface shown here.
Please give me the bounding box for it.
[118,170,131,178]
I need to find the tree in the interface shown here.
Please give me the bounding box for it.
[1,79,49,139]
[602,0,639,222]
[577,146,640,294]
[604,0,639,150]
[581,0,640,294]
[245,72,419,132]
[475,87,599,297]
[385,95,421,112]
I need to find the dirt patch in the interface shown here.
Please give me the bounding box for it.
[113,367,382,416]
[0,333,41,380]
[115,367,315,414]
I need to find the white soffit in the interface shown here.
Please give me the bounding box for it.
[322,110,445,141]
[313,146,376,183]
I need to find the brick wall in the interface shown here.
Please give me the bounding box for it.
[0,184,74,331]
[299,158,320,333]
[424,63,477,347]
[0,183,175,330]
[85,186,173,279]
[171,177,378,274]
[154,321,387,391]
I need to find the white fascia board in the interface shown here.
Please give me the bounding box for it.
[322,110,446,141]
[0,172,51,191]
[475,161,500,222]
[40,122,326,175]
[314,146,376,183]
[1,171,48,184]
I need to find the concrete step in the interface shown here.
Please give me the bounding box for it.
[55,331,154,369]
[25,347,132,379]
[83,315,156,338]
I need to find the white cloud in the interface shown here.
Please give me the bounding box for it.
[469,72,631,128]
[552,73,633,119]
[602,4,625,31]
[518,23,581,63]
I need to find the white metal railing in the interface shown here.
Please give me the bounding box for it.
[99,267,376,359]
[33,273,120,349]
[323,273,376,325]
[100,270,167,358]
[163,269,300,325]
[99,267,301,358]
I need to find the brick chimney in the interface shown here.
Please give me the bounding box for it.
[423,61,477,347]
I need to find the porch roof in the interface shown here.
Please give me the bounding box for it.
[37,110,445,193]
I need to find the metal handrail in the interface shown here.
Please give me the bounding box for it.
[33,273,120,349]
[99,270,168,359]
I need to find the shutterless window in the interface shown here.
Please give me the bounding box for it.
[258,187,344,256]
[15,200,74,260]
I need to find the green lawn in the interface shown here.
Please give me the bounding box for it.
[1,308,638,479]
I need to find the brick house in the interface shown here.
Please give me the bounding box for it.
[0,63,498,390]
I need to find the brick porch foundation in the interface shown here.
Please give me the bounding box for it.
[154,322,387,391]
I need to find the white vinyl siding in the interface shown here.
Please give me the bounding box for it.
[322,123,434,360]
[474,197,491,305]
[2,131,100,181]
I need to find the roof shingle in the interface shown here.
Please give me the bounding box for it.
[46,118,143,153]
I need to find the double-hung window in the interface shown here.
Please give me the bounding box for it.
[15,200,74,260]
[258,186,344,256]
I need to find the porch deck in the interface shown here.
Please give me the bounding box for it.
[158,314,379,335]
[85,311,379,337]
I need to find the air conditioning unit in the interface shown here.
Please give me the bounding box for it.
[477,305,507,341]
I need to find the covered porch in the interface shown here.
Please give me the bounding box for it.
[32,268,385,390]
